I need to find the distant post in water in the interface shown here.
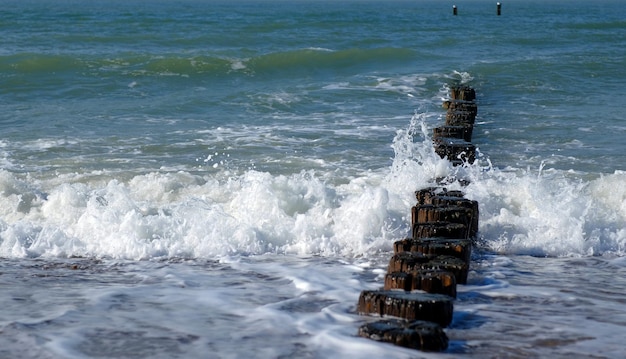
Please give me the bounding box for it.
[497,2,502,16]
[453,5,457,16]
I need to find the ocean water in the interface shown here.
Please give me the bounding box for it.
[1,0,625,357]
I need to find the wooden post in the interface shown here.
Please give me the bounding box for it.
[497,2,502,16]
[355,85,484,353]
[357,290,454,327]
[453,5,457,16]
[434,125,473,142]
[358,319,449,352]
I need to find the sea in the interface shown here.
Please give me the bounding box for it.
[1,0,625,357]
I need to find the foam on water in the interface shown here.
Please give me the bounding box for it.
[3,2,626,356]
[0,166,403,259]
[470,168,626,257]
[4,250,624,358]
[0,255,450,359]
[454,254,626,358]
[1,110,624,261]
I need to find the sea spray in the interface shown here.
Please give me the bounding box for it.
[2,111,624,260]
[467,165,626,257]
[2,1,626,357]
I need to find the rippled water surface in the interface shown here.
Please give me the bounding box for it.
[1,0,625,357]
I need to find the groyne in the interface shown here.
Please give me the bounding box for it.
[356,85,480,352]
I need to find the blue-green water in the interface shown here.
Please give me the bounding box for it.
[1,0,625,357]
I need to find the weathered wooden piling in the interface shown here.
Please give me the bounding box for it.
[358,319,449,352]
[445,110,476,126]
[434,125,473,142]
[388,252,469,285]
[415,187,465,205]
[384,270,457,297]
[394,237,472,264]
[434,137,476,165]
[437,85,478,166]
[443,101,478,117]
[449,85,475,102]
[357,290,454,327]
[413,221,468,240]
[414,191,479,239]
[356,84,481,352]
[428,196,479,239]
[412,205,474,231]
[415,187,446,205]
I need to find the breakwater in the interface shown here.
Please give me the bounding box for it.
[356,85,480,352]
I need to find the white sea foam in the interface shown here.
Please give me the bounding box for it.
[450,70,474,84]
[374,74,428,98]
[0,111,624,260]
[468,167,626,257]
[3,2,626,357]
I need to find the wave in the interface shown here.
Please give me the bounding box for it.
[0,53,84,73]
[0,113,624,260]
[0,52,234,76]
[245,47,417,75]
[0,47,417,80]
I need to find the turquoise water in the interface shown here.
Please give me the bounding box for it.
[3,0,624,177]
[1,0,625,357]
